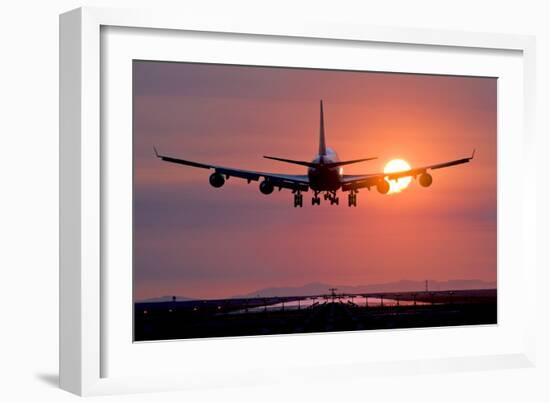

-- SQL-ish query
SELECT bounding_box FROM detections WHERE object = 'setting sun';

[384,159,412,194]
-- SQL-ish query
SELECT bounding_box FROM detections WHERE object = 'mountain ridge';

[232,279,496,298]
[137,279,497,302]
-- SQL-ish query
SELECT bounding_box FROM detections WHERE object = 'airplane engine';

[419,173,433,187]
[209,172,225,188]
[377,180,390,194]
[259,180,274,195]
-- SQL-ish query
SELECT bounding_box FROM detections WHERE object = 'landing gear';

[327,191,338,205]
[312,191,321,206]
[348,190,358,207]
[314,191,339,206]
[293,191,303,208]
[301,190,342,207]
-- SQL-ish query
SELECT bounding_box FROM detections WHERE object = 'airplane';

[154,100,475,208]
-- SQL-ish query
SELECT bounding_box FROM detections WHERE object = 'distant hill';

[138,280,496,302]
[234,279,496,298]
[137,295,195,303]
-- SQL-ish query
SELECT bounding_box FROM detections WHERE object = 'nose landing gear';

[312,191,321,205]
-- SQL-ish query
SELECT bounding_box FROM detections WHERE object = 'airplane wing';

[154,147,309,191]
[341,150,475,192]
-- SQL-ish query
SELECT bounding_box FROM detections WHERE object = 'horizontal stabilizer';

[263,156,317,168]
[264,155,377,168]
[323,157,377,168]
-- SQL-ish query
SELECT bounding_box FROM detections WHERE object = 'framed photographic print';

[60,7,537,396]
[133,61,491,342]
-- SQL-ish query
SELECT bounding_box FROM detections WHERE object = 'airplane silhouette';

[154,100,474,207]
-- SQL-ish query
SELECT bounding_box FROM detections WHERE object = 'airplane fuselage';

[307,147,342,191]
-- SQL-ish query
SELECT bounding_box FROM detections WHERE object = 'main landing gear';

[295,190,352,207]
[293,191,303,208]
[310,191,339,206]
[348,190,358,207]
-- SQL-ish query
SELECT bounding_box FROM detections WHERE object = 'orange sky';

[133,61,496,300]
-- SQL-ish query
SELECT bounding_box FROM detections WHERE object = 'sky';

[133,61,497,301]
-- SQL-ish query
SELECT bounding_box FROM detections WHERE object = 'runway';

[134,289,497,341]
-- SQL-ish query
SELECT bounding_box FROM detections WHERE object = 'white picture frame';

[59,6,537,396]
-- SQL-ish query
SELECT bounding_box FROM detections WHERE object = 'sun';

[383,159,412,194]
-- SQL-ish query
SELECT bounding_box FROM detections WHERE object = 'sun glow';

[383,159,412,194]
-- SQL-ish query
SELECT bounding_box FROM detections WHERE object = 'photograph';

[132,60,497,342]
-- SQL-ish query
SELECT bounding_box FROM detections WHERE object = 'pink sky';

[133,61,496,300]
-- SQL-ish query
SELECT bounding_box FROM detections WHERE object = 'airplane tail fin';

[263,101,377,168]
[319,100,327,156]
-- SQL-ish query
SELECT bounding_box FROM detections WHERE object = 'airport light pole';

[329,288,338,304]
